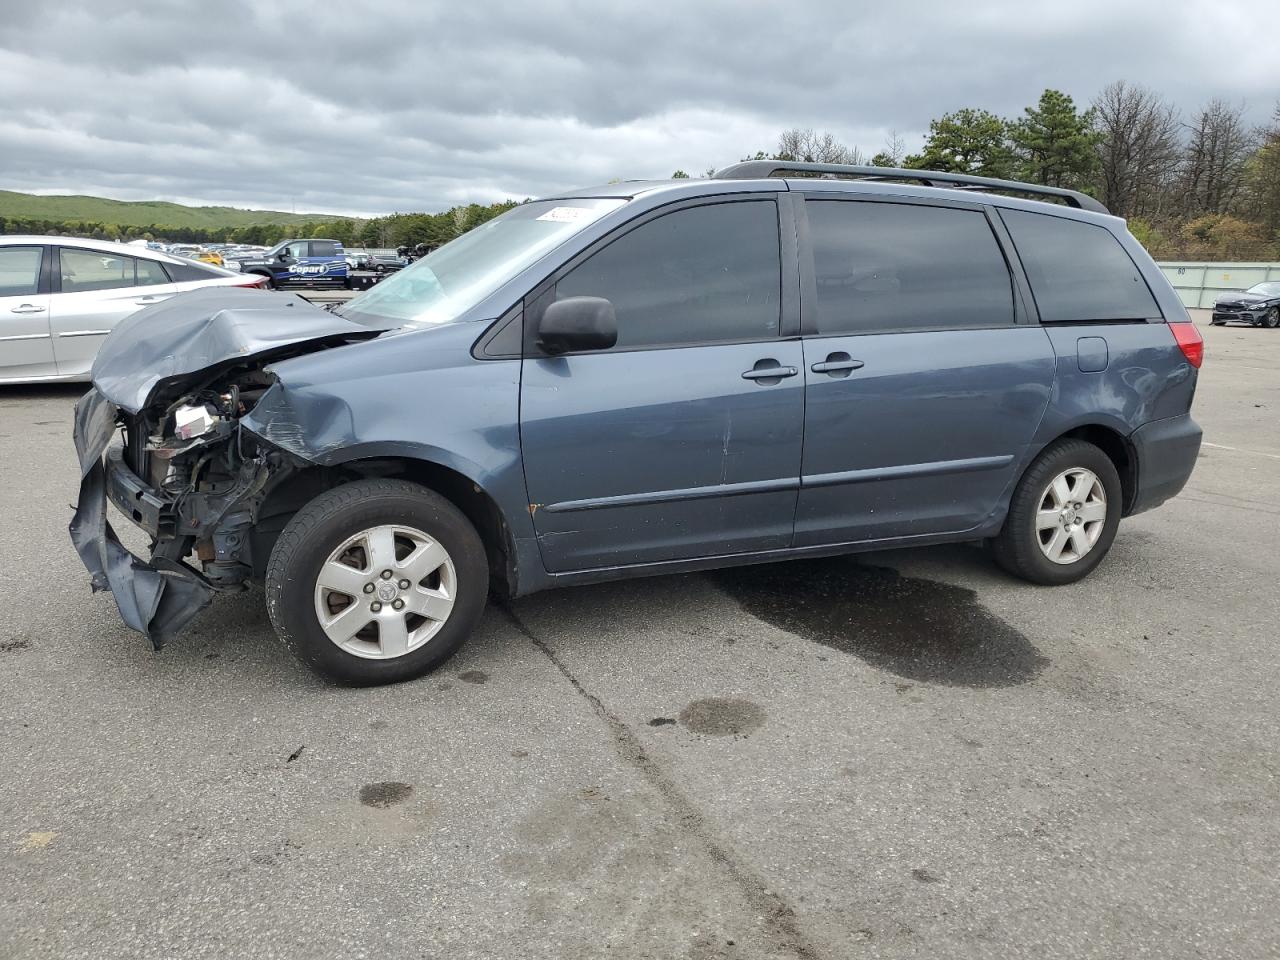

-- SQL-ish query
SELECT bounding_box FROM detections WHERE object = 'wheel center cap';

[376,581,399,602]
[1063,506,1077,523]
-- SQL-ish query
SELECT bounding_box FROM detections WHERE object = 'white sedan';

[0,236,268,384]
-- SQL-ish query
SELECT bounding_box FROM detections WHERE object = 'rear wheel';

[991,439,1122,586]
[265,479,489,685]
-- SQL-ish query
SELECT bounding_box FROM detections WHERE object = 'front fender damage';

[68,288,396,650]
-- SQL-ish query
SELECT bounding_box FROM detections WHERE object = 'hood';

[90,287,395,413]
[1217,291,1266,304]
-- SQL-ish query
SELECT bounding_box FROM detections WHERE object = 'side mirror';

[277,251,292,262]
[536,297,618,355]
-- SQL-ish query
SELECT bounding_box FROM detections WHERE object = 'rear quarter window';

[1000,209,1160,322]
[165,260,224,282]
[310,240,341,257]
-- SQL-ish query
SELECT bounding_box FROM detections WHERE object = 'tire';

[1263,307,1279,329]
[265,479,489,685]
[991,438,1122,586]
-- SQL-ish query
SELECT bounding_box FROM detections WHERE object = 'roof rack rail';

[712,160,1109,215]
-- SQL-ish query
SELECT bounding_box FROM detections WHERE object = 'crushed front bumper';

[69,388,213,650]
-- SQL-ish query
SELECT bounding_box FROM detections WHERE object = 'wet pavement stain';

[359,781,413,808]
[0,638,31,653]
[648,717,677,727]
[710,558,1046,688]
[678,698,766,737]
[458,670,489,684]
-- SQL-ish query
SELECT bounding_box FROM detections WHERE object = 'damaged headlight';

[173,404,218,441]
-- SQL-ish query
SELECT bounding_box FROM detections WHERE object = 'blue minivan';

[72,162,1203,685]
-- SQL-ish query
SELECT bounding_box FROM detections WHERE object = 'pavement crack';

[501,604,825,960]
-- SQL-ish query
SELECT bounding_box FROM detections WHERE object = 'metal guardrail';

[1157,261,1280,309]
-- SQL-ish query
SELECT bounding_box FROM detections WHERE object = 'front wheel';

[991,439,1122,586]
[1263,307,1279,329]
[265,479,489,685]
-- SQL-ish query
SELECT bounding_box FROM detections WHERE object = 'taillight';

[1169,321,1204,368]
[235,276,269,290]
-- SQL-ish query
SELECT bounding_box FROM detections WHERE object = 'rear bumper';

[1128,413,1202,515]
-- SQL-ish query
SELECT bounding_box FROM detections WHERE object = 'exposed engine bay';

[114,370,293,590]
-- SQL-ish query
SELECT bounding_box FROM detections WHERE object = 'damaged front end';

[69,287,392,648]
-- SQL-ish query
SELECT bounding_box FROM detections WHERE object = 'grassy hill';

[0,190,338,229]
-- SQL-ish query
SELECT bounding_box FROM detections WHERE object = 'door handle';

[742,361,799,382]
[10,304,46,314]
[810,352,864,377]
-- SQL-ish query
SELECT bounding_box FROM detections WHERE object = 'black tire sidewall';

[266,480,489,685]
[995,439,1123,586]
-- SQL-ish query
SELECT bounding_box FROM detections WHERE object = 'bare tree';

[1092,81,1182,218]
[870,131,907,167]
[775,128,864,165]
[1180,99,1257,215]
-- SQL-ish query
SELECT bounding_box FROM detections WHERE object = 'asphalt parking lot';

[2,310,1277,960]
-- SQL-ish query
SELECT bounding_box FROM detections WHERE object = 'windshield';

[337,198,627,326]
[1247,282,1280,297]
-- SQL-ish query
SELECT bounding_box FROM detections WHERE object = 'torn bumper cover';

[70,387,214,649]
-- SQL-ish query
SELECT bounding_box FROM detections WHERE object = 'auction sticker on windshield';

[536,206,597,222]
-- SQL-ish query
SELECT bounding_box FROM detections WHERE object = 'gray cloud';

[1,0,1277,216]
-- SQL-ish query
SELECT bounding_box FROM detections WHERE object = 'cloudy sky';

[1,0,1277,217]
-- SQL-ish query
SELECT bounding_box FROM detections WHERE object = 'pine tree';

[905,109,1015,179]
[1010,89,1101,189]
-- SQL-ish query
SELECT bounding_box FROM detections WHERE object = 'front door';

[0,245,56,382]
[520,197,804,572]
[794,196,1056,545]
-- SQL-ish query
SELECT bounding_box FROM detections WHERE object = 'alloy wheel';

[1034,468,1108,565]
[312,524,457,659]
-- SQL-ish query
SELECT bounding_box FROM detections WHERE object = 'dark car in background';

[71,162,1203,686]
[236,238,348,289]
[1211,281,1280,327]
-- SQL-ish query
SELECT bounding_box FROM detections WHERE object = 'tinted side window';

[286,241,308,259]
[310,240,340,257]
[60,249,136,292]
[554,200,780,350]
[0,246,42,296]
[807,200,1014,335]
[135,258,170,286]
[165,260,222,282]
[1000,209,1160,322]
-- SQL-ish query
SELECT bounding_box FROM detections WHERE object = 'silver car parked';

[0,236,267,384]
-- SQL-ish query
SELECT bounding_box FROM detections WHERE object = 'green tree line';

[0,199,520,250]
[724,86,1280,261]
